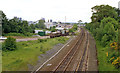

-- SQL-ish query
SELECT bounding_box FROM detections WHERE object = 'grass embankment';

[2,37,69,71]
[96,41,119,72]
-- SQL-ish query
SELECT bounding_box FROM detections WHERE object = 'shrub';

[57,37,67,44]
[51,28,56,32]
[23,32,33,36]
[110,42,118,50]
[69,29,74,33]
[38,39,47,43]
[112,57,120,69]
[22,43,28,46]
[3,37,17,51]
[101,34,109,47]
[40,46,45,53]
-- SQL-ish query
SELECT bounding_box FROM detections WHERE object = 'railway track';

[51,29,89,73]
[34,28,90,73]
[75,31,89,72]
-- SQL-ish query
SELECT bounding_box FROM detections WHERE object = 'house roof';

[55,27,64,30]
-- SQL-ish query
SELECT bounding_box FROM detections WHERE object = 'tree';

[78,20,82,26]
[9,18,19,33]
[91,5,118,22]
[78,20,82,24]
[3,37,17,51]
[50,26,56,32]
[30,24,35,33]
[100,17,118,31]
[69,24,78,33]
[85,23,91,30]
[1,11,11,34]
[95,28,103,41]
[1,10,44,36]
[22,20,30,33]
[101,34,109,47]
[95,17,117,46]
[72,24,78,31]
[35,19,45,29]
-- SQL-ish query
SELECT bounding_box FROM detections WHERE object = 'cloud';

[0,0,119,22]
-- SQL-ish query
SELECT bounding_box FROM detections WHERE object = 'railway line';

[33,28,97,73]
[75,31,88,72]
[52,29,86,72]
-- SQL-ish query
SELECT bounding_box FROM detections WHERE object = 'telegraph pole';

[65,16,66,29]
[65,16,66,25]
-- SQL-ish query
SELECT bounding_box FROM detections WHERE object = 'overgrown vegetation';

[2,37,69,71]
[38,39,47,43]
[109,42,119,69]
[35,19,45,29]
[96,41,118,71]
[69,24,78,33]
[85,5,120,71]
[3,37,17,51]
[50,26,57,32]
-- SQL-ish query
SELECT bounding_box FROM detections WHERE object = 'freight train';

[50,30,69,38]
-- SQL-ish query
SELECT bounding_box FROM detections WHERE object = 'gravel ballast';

[28,36,73,71]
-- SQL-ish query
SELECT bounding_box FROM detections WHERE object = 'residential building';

[35,30,43,33]
[44,22,56,29]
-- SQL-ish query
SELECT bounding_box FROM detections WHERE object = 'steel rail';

[75,31,89,73]
[52,29,86,73]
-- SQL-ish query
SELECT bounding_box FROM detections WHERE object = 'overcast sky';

[0,0,119,23]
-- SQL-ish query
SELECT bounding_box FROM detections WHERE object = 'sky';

[0,0,120,23]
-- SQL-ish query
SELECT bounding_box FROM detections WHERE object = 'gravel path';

[87,31,98,71]
[16,36,50,42]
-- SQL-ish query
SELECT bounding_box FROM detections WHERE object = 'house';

[65,25,73,29]
[35,30,43,33]
[55,27,64,31]
[44,22,57,29]
[45,30,51,34]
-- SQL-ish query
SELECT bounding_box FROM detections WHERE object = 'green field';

[96,41,119,72]
[2,37,69,71]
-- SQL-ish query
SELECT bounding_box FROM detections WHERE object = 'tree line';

[85,5,119,47]
[85,5,120,69]
[0,10,45,36]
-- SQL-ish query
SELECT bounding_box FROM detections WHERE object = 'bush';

[101,34,109,47]
[3,37,17,51]
[40,46,45,53]
[69,29,74,33]
[57,37,67,44]
[38,39,47,43]
[23,32,33,36]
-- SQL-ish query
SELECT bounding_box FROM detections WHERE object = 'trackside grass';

[96,41,119,72]
[85,28,119,72]
[2,37,69,71]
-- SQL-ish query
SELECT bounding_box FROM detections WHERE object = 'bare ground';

[16,36,50,42]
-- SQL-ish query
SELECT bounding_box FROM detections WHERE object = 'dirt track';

[16,36,50,42]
